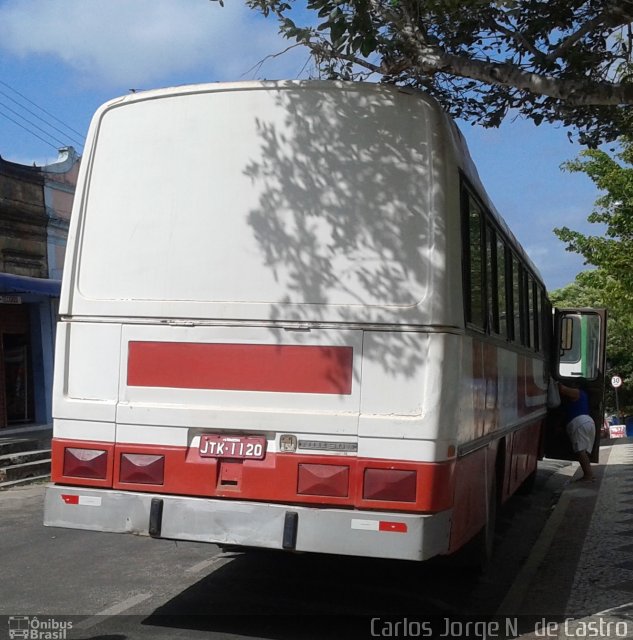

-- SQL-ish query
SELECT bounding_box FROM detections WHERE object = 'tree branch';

[309,39,382,74]
[549,0,633,62]
[605,0,633,26]
[389,27,633,105]
[487,18,545,62]
[244,42,308,78]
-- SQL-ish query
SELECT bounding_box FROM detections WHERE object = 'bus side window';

[486,225,499,335]
[534,283,543,352]
[496,237,508,339]
[464,194,485,330]
[526,274,535,349]
[510,255,522,343]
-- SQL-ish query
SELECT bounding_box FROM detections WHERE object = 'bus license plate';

[199,435,267,460]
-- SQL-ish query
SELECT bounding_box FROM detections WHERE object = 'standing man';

[559,384,596,482]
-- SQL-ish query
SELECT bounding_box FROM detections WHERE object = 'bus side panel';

[448,445,495,553]
[506,420,542,499]
[449,335,546,551]
[448,420,542,554]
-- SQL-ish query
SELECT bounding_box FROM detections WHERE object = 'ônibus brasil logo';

[8,616,73,640]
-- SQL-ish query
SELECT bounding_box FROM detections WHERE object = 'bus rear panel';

[44,81,545,562]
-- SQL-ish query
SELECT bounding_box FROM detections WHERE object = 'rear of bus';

[44,81,466,561]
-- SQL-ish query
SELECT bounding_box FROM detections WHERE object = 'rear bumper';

[44,484,452,562]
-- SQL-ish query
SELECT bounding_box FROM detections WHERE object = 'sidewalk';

[0,423,52,488]
[504,438,633,637]
[0,423,52,441]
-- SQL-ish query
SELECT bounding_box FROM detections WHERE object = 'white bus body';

[44,81,549,562]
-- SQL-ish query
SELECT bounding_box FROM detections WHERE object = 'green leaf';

[330,19,346,44]
[360,36,377,57]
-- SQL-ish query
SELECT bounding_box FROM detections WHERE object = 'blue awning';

[0,273,61,297]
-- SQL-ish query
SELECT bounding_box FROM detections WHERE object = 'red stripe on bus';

[127,342,354,394]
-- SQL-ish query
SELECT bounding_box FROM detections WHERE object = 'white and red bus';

[43,81,606,564]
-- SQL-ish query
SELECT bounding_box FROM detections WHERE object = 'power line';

[0,109,59,151]
[0,89,84,148]
[0,100,70,149]
[0,79,85,143]
[0,79,85,154]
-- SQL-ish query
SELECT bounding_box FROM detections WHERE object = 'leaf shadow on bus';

[243,84,449,382]
[141,550,481,639]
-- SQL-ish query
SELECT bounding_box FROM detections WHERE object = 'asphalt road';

[0,459,574,640]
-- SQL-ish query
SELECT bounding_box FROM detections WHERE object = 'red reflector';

[363,468,417,502]
[297,464,349,497]
[61,494,79,505]
[120,454,165,485]
[63,448,108,480]
[379,521,408,533]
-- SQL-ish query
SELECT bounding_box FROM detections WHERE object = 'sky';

[0,0,602,291]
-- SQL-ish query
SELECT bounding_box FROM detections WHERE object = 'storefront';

[0,273,60,428]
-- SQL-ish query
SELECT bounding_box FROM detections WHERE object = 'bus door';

[545,308,607,463]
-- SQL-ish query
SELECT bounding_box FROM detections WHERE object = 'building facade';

[0,148,79,428]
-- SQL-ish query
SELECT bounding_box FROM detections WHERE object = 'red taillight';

[363,468,417,502]
[63,448,108,480]
[120,454,165,485]
[297,464,349,497]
